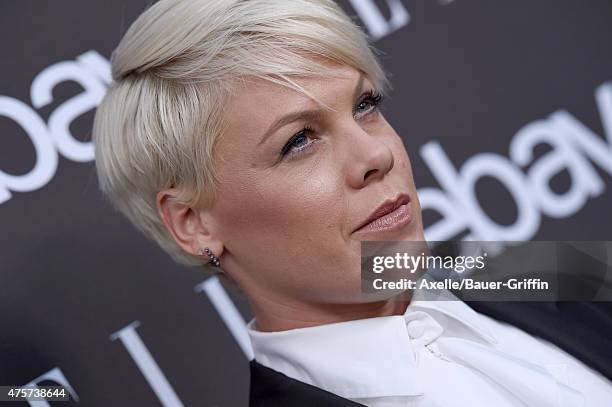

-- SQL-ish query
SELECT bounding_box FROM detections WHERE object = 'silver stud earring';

[200,247,221,267]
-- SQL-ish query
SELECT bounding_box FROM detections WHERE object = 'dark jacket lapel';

[249,359,365,406]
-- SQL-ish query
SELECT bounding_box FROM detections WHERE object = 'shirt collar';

[248,288,497,399]
[248,313,424,398]
[409,282,498,347]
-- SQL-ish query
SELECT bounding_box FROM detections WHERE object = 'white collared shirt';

[247,290,612,406]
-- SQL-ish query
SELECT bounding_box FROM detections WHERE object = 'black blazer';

[249,301,612,406]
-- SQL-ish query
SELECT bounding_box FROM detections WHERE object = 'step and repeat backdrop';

[1,0,612,405]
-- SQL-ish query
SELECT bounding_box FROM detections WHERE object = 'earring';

[200,247,221,268]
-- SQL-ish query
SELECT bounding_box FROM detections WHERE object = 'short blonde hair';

[92,0,388,268]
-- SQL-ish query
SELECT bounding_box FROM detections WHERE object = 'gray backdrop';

[1,0,612,405]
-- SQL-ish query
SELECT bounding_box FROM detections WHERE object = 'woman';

[92,0,612,405]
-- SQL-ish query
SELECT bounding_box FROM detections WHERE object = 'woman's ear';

[156,188,224,260]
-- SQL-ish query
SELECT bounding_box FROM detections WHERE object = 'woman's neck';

[249,290,412,332]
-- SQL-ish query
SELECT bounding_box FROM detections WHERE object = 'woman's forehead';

[220,66,369,145]
[226,66,368,117]
[236,64,363,96]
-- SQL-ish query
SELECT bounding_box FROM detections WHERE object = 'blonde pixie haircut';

[93,0,388,268]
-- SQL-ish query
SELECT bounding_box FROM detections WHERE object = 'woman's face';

[209,63,424,305]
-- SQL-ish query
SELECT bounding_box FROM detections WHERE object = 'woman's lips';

[353,198,413,236]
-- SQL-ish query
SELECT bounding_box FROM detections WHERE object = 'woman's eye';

[289,134,309,150]
[278,91,383,160]
[354,91,383,117]
[356,100,372,113]
[281,127,315,158]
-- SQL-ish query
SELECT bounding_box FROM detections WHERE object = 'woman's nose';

[344,123,395,189]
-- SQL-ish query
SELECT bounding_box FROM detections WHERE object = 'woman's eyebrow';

[258,73,366,147]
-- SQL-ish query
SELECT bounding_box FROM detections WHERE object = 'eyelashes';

[353,90,384,117]
[280,125,315,157]
[280,90,384,159]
